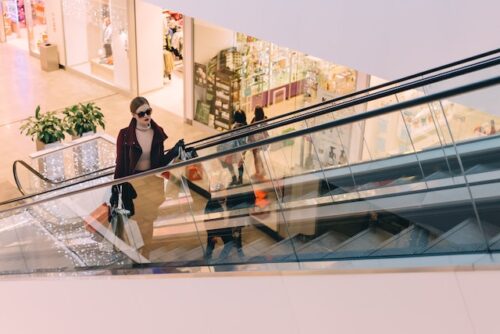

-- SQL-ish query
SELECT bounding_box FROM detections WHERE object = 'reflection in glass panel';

[437,86,500,251]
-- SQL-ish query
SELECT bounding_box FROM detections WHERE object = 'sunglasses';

[136,109,152,118]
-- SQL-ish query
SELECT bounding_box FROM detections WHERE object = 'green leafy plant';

[20,105,66,144]
[63,102,105,137]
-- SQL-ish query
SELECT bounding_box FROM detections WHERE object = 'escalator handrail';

[12,159,115,196]
[194,56,500,150]
[187,48,500,147]
[12,48,500,193]
[12,52,500,194]
[3,73,499,214]
[9,55,500,202]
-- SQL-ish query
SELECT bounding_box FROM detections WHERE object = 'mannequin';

[102,16,113,58]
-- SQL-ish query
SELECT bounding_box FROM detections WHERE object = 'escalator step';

[424,218,499,253]
[296,231,349,260]
[323,228,393,259]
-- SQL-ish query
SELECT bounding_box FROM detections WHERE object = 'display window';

[62,0,130,91]
[2,0,27,39]
[138,8,185,118]
[2,0,18,37]
[193,22,359,132]
[25,0,46,55]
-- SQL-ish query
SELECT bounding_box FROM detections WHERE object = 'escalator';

[11,49,500,198]
[0,50,498,275]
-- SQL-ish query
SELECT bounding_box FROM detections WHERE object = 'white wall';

[110,0,131,91]
[194,19,234,64]
[135,0,164,94]
[0,269,499,334]
[45,0,66,66]
[144,0,500,81]
[62,0,88,66]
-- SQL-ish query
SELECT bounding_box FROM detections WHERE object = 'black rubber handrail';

[3,73,499,215]
[12,159,114,196]
[194,56,500,150]
[9,54,500,202]
[12,49,500,193]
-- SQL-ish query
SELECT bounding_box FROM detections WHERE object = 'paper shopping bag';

[186,164,203,181]
[123,218,145,249]
[84,203,110,233]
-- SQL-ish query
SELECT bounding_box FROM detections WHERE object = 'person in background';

[249,106,269,179]
[249,106,270,208]
[218,110,248,187]
[233,110,248,184]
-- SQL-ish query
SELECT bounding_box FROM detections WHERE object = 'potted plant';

[63,102,105,139]
[20,105,66,151]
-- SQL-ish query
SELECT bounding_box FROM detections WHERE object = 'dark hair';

[130,96,150,114]
[253,106,265,122]
[233,110,247,125]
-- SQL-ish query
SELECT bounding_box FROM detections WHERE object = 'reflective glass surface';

[0,59,498,275]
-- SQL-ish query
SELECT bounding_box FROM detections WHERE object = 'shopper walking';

[249,106,269,179]
[218,110,248,187]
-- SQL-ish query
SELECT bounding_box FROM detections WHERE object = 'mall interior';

[0,0,499,333]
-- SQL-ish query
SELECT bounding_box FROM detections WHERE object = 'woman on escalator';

[249,106,270,209]
[218,110,248,187]
[114,96,183,179]
[249,106,269,180]
[112,96,184,255]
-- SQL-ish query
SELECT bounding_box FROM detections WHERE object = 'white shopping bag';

[123,218,145,250]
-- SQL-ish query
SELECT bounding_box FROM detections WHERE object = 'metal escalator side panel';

[321,228,394,259]
[370,225,434,257]
[295,231,350,261]
[423,218,496,254]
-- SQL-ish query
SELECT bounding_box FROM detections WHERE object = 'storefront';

[24,0,46,55]
[61,0,132,92]
[140,7,185,118]
[0,0,52,57]
[1,0,27,46]
[192,20,358,132]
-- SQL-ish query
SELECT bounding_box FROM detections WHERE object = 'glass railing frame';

[188,48,500,148]
[6,58,500,210]
[0,73,499,275]
[13,159,115,196]
[12,51,500,198]
[0,74,497,217]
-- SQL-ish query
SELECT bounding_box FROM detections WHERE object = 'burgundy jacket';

[114,118,168,179]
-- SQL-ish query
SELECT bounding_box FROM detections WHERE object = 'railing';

[0,66,497,276]
[10,52,500,200]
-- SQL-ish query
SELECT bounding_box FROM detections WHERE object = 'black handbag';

[110,182,137,216]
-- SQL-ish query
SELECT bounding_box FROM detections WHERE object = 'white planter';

[36,140,63,152]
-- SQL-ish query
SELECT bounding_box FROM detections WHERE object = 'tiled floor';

[0,42,212,201]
